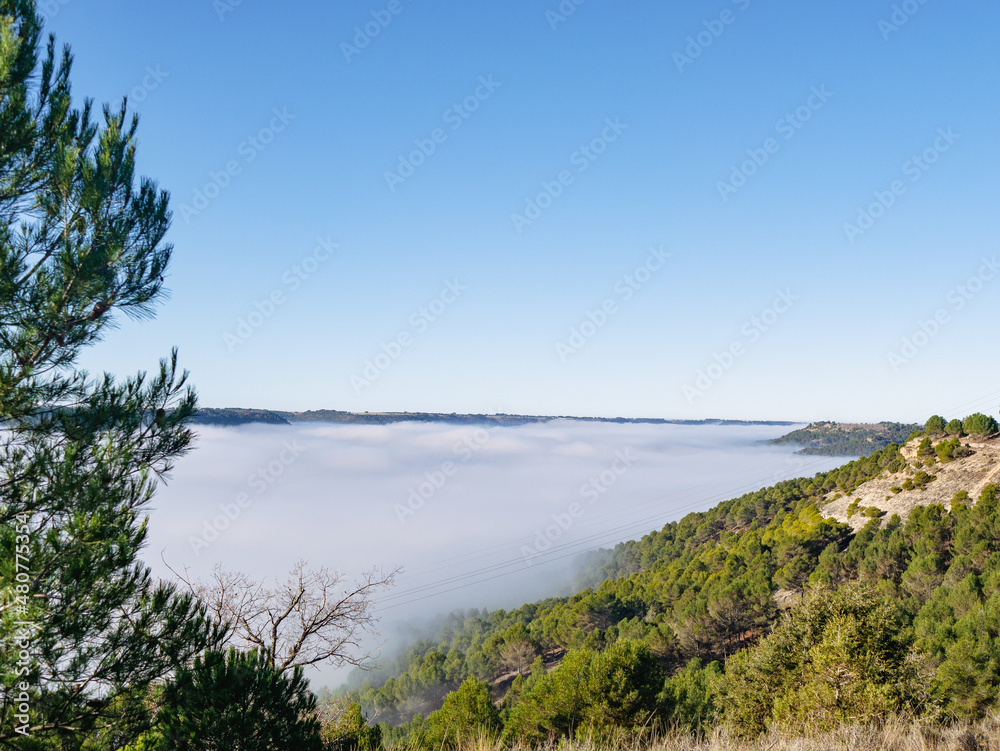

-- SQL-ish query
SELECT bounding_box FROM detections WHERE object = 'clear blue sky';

[46,0,1000,422]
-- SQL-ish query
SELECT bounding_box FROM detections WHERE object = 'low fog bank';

[142,419,849,688]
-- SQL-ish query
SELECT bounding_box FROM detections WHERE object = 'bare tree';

[173,559,398,672]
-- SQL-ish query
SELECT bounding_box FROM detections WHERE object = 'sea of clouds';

[141,419,849,687]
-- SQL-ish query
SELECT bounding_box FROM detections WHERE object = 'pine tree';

[0,1,221,743]
[720,583,917,736]
[962,413,999,438]
[924,415,946,434]
[424,675,501,750]
[157,649,323,751]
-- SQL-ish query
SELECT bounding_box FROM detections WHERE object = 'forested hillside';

[770,421,921,456]
[326,413,1000,747]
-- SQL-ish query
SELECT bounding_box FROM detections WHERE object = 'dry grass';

[594,717,999,751]
[436,716,1000,751]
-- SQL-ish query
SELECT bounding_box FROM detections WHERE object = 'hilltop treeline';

[326,415,1000,747]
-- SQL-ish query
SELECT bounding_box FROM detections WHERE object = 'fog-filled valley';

[143,419,848,687]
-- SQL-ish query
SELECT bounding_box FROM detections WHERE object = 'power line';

[377,456,836,610]
[395,448,833,580]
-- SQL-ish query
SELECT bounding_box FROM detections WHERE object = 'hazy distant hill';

[190,407,291,426]
[769,420,920,456]
[191,407,797,428]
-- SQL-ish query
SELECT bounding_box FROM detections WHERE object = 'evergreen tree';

[157,648,323,751]
[925,415,946,434]
[963,413,999,437]
[720,583,917,736]
[0,1,220,743]
[657,658,722,733]
[423,676,501,750]
[504,641,662,743]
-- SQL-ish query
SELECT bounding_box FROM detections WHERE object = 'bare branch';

[181,560,399,672]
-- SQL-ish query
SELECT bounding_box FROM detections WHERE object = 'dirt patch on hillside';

[823,436,1000,530]
[491,648,566,701]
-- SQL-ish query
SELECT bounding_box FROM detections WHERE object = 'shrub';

[918,437,935,459]
[950,490,971,508]
[946,419,965,435]
[936,438,957,463]
[909,471,936,490]
[719,583,917,737]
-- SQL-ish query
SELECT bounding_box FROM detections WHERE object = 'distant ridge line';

[190,407,798,428]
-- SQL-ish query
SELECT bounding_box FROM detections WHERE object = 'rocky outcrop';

[823,435,1000,530]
